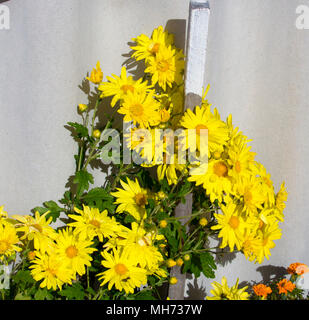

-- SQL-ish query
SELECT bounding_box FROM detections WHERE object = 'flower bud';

[166,259,176,268]
[93,129,101,139]
[78,104,88,113]
[176,258,184,267]
[169,277,178,285]
[199,217,208,227]
[184,254,191,261]
[159,220,168,228]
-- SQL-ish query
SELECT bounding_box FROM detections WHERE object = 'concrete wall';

[1,0,308,298]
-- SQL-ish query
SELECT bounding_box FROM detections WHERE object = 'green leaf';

[59,191,73,206]
[81,187,110,202]
[34,288,54,300]
[164,231,178,255]
[124,214,137,224]
[134,290,157,300]
[67,122,89,138]
[81,187,116,213]
[190,256,202,278]
[15,293,31,300]
[74,170,94,198]
[32,200,63,223]
[178,180,192,198]
[182,259,192,274]
[200,252,216,279]
[59,283,85,300]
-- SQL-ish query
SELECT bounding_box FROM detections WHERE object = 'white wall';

[0,0,308,298]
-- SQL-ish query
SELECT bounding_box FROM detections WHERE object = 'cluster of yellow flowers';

[0,26,289,299]
[0,205,166,294]
[96,26,287,264]
[185,101,288,263]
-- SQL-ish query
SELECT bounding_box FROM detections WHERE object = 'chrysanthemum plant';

[0,26,287,300]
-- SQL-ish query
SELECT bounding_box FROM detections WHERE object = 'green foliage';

[58,283,86,300]
[34,288,54,300]
[74,170,94,198]
[81,187,116,213]
[183,252,216,279]
[67,122,89,139]
[32,200,64,223]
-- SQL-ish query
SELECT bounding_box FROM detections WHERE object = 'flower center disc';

[32,224,43,233]
[228,216,240,229]
[195,124,209,136]
[244,190,253,204]
[121,84,135,94]
[46,267,57,276]
[66,245,79,259]
[157,60,170,72]
[90,219,101,228]
[213,161,228,177]
[114,263,128,275]
[130,103,144,117]
[135,193,147,207]
[149,42,160,54]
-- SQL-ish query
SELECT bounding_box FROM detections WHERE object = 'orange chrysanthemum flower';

[287,262,309,275]
[253,284,272,298]
[277,279,296,295]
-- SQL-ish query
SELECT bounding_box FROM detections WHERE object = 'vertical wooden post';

[168,0,210,300]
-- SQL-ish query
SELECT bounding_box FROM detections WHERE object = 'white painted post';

[168,0,210,300]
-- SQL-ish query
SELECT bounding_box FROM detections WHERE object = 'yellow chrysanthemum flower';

[118,90,161,128]
[145,46,184,91]
[207,277,249,300]
[98,66,150,107]
[30,251,75,291]
[229,278,249,300]
[212,199,246,251]
[114,222,165,273]
[157,160,187,185]
[54,228,96,276]
[233,176,267,216]
[86,61,103,84]
[254,163,276,206]
[254,221,282,264]
[124,127,156,165]
[227,140,256,181]
[13,211,57,253]
[180,105,229,155]
[241,228,262,262]
[188,159,232,203]
[97,247,147,294]
[68,205,121,242]
[131,25,174,62]
[111,178,149,221]
[0,222,21,261]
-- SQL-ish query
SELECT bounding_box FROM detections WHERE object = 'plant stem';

[91,97,101,136]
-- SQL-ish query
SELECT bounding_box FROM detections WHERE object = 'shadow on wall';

[185,276,207,300]
[256,264,288,283]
